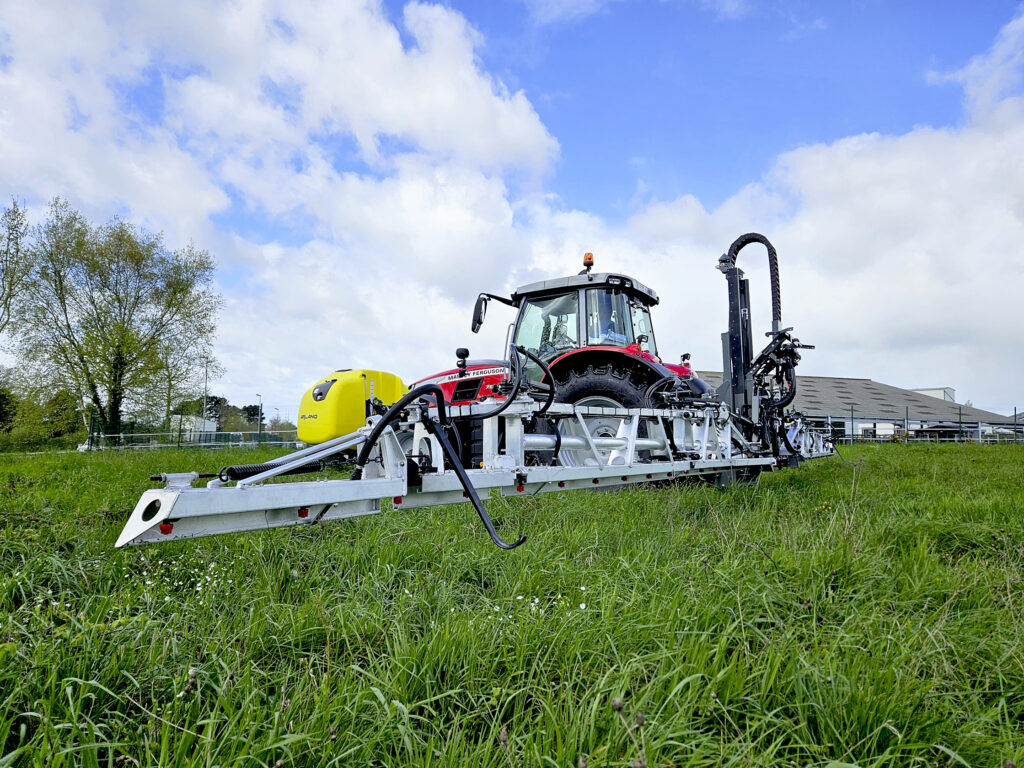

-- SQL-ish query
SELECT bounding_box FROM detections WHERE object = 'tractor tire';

[535,362,651,466]
[554,363,650,410]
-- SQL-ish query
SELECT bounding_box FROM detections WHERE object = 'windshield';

[630,302,658,356]
[586,289,634,347]
[513,292,580,363]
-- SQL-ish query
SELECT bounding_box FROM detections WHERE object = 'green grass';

[1,443,1022,766]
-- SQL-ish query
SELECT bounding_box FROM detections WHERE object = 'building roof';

[696,372,1014,424]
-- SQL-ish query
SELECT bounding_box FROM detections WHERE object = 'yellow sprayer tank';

[297,369,406,445]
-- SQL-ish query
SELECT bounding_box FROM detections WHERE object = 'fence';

[84,428,300,451]
[809,409,1024,445]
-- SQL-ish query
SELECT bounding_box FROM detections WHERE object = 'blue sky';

[381,1,1021,213]
[2,0,1023,417]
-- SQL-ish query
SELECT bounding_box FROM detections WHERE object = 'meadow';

[0,443,1021,767]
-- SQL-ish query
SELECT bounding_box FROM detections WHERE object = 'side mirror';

[636,334,649,346]
[471,294,488,333]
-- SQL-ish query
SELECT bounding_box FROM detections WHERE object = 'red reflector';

[516,485,525,493]
[159,522,173,535]
[646,474,653,479]
[667,472,673,478]
[298,507,309,518]
[621,476,628,482]
[463,491,469,498]
[557,481,565,488]
[393,497,403,504]
[592,478,599,484]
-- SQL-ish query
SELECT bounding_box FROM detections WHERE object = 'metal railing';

[806,410,1023,445]
[84,429,300,451]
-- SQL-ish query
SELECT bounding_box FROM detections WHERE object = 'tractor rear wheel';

[541,363,651,466]
[555,363,649,410]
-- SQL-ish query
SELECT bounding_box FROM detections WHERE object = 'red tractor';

[413,253,712,432]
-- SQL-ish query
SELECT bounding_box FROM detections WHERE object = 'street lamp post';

[256,393,263,443]
[202,357,210,445]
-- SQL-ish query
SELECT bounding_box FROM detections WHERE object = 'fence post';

[958,405,962,443]
[177,416,183,449]
[850,405,855,444]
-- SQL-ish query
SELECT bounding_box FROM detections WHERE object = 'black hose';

[217,460,325,482]
[721,232,781,332]
[515,345,556,415]
[664,420,682,458]
[547,417,562,466]
[351,383,447,480]
[446,422,462,468]
[644,374,678,407]
[463,343,524,422]
[761,416,780,458]
[424,418,527,550]
[762,358,797,410]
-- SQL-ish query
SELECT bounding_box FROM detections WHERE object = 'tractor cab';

[505,258,662,378]
[431,253,701,412]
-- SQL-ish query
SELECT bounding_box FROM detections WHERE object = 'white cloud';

[697,0,750,21]
[933,10,1024,119]
[1,1,1023,418]
[522,0,618,25]
[538,13,1024,413]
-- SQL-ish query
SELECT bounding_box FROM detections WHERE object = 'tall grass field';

[1,444,1022,766]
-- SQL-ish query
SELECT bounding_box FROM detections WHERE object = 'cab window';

[586,289,634,348]
[630,302,658,356]
[513,292,580,362]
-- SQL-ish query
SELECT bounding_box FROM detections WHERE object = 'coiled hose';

[218,460,325,483]
[720,232,781,333]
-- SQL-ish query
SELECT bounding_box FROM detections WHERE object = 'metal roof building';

[696,372,1020,439]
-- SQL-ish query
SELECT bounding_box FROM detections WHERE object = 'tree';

[201,395,230,429]
[0,379,17,432]
[241,404,264,425]
[151,341,223,428]
[12,199,222,436]
[1,199,30,336]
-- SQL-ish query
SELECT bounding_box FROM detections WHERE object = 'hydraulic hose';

[720,232,781,333]
[546,417,562,466]
[761,415,780,458]
[515,345,556,415]
[350,383,447,480]
[644,374,679,407]
[762,358,797,410]
[424,417,527,550]
[462,343,525,422]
